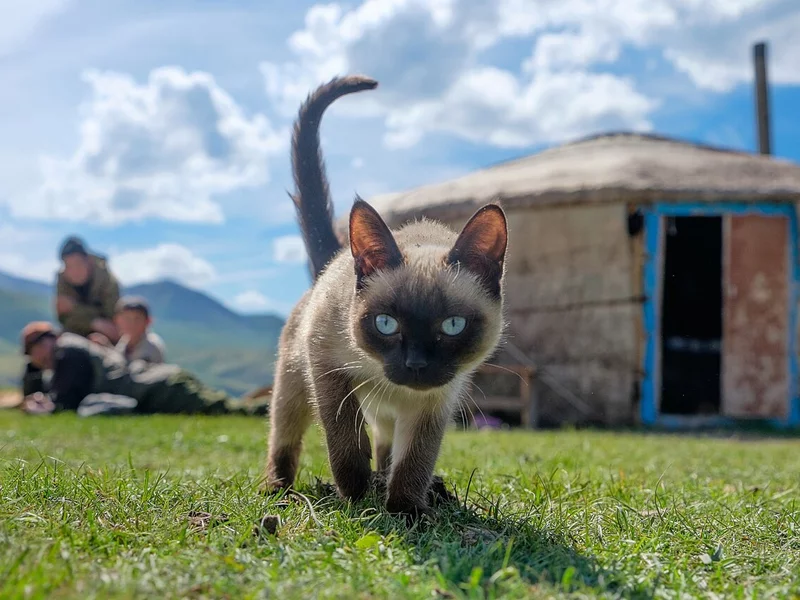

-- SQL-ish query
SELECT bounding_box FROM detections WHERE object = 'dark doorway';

[660,216,723,415]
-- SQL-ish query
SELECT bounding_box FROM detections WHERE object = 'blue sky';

[1,0,799,316]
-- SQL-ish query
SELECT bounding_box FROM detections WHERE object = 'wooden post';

[473,363,539,428]
[754,42,772,156]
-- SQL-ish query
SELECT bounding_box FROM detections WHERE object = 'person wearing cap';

[19,322,57,412]
[17,321,260,417]
[55,236,121,343]
[92,297,167,365]
[113,296,167,365]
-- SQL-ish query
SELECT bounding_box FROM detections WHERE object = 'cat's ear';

[447,204,507,298]
[349,198,403,289]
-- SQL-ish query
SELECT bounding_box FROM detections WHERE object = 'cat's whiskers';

[335,378,374,421]
[355,380,383,449]
[361,378,388,420]
[483,362,527,385]
[450,261,462,285]
[375,380,392,419]
[462,383,488,424]
[315,364,363,382]
[356,378,393,451]
[471,381,488,403]
[455,398,468,428]
[456,385,475,428]
[371,380,392,445]
[462,392,486,425]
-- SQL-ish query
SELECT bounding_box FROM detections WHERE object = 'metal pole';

[754,42,772,155]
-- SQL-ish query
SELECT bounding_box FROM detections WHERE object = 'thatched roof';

[354,133,800,227]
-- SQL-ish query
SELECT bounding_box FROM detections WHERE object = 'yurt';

[337,133,800,429]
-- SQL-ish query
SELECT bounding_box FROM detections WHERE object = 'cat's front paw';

[370,470,389,494]
[428,475,458,506]
[386,495,430,523]
[334,467,371,502]
[259,473,292,496]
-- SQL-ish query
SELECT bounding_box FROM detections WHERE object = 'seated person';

[18,321,258,416]
[55,236,121,344]
[91,296,166,365]
[21,347,46,397]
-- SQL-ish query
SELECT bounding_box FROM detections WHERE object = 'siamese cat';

[263,75,508,518]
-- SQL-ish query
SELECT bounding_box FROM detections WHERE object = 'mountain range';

[0,270,284,397]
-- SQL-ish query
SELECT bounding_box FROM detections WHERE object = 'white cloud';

[383,67,656,149]
[110,243,216,287]
[259,0,657,149]
[272,235,307,264]
[10,66,288,226]
[503,0,800,93]
[260,0,800,151]
[0,253,58,283]
[0,224,60,282]
[231,290,293,315]
[526,30,620,71]
[232,290,270,311]
[662,9,800,92]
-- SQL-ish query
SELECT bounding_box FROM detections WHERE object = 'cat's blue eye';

[375,314,399,335]
[441,316,466,336]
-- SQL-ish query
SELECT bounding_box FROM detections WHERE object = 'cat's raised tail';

[290,75,378,280]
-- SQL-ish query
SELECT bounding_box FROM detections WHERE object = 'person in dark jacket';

[19,322,259,416]
[55,236,121,343]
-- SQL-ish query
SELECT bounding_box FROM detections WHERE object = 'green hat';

[59,236,88,259]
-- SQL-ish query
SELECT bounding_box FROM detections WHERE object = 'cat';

[262,74,508,518]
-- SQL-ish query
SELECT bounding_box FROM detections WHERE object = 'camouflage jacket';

[55,254,121,337]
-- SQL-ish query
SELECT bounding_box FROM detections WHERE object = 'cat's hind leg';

[262,360,312,493]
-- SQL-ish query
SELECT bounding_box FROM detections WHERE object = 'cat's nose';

[405,358,428,371]
[404,351,429,371]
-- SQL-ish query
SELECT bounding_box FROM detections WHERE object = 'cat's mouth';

[384,366,455,391]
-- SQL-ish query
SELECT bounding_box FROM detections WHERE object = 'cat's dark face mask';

[358,288,488,391]
[348,201,507,392]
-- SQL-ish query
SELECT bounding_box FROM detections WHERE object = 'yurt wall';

[436,202,639,425]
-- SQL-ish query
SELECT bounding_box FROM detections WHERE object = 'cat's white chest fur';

[352,370,468,426]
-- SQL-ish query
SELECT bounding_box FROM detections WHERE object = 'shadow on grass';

[279,476,654,598]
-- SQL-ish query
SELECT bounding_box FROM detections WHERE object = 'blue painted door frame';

[639,202,800,429]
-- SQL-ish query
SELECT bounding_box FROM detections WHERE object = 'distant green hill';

[0,272,285,397]
[0,271,51,296]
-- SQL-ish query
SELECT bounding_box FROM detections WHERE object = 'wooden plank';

[722,214,790,418]
[473,397,529,412]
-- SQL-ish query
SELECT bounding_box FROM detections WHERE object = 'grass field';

[1,413,798,599]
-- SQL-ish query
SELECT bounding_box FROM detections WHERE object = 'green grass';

[1,414,798,599]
